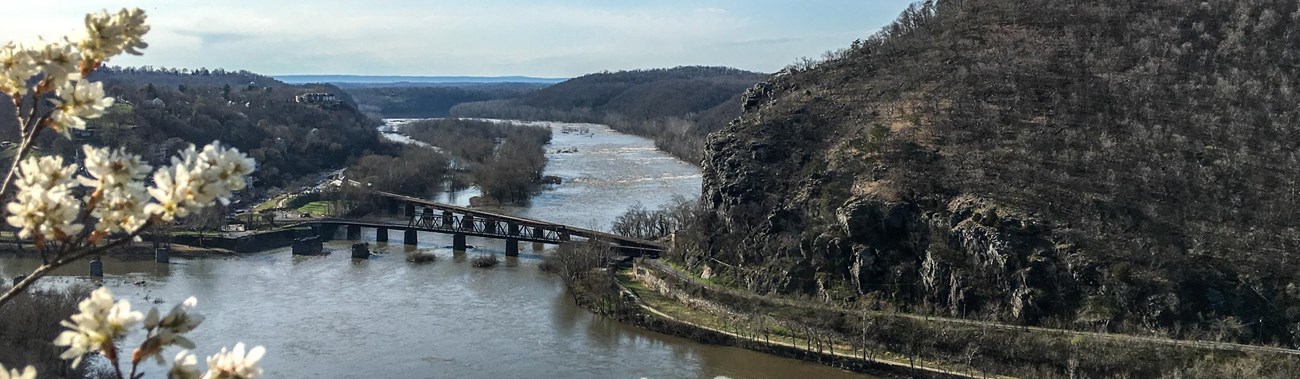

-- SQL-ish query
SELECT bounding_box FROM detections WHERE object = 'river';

[0,120,873,379]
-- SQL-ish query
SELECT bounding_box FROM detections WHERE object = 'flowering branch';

[1,8,268,378]
[0,221,151,308]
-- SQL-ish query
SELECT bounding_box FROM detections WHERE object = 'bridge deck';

[314,218,562,244]
[373,190,664,249]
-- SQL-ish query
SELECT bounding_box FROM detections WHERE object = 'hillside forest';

[451,66,766,163]
[678,0,1300,349]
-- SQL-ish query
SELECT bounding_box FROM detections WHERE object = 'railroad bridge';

[304,190,664,257]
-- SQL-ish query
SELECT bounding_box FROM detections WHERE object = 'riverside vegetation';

[333,119,551,217]
[402,118,551,203]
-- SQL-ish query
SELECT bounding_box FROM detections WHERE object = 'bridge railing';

[406,209,570,242]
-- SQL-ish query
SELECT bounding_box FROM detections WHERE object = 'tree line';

[403,118,551,204]
[450,66,765,164]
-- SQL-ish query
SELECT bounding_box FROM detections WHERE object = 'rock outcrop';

[686,0,1300,345]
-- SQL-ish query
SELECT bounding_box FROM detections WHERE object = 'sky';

[4,1,917,77]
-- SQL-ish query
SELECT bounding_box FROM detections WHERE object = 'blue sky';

[5,1,917,77]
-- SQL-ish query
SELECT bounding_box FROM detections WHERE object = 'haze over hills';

[275,75,567,85]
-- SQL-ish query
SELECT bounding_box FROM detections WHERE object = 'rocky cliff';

[689,0,1300,345]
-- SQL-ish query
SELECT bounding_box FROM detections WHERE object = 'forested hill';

[342,83,549,118]
[451,66,767,163]
[91,66,286,89]
[2,67,381,190]
[689,0,1300,348]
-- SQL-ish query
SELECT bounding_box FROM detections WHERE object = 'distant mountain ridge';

[276,75,567,85]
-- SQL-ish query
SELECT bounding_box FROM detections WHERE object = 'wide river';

[1,120,871,379]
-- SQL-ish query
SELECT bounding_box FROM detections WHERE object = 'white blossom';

[79,8,149,63]
[0,42,38,97]
[34,40,82,87]
[146,142,255,220]
[81,146,152,234]
[81,146,151,188]
[138,296,205,363]
[158,296,205,335]
[49,78,114,134]
[14,155,78,190]
[203,343,265,379]
[168,351,201,379]
[145,164,194,221]
[53,287,142,368]
[194,143,256,204]
[5,156,83,240]
[0,364,36,379]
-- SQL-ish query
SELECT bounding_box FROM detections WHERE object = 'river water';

[0,120,872,379]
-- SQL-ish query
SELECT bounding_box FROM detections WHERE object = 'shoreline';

[0,242,239,259]
[561,259,970,379]
[562,256,1300,378]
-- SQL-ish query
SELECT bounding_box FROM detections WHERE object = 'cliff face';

[692,0,1300,345]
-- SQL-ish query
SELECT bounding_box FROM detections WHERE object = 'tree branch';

[0,225,152,308]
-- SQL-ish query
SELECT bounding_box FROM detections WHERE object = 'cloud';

[172,30,255,46]
[0,1,910,76]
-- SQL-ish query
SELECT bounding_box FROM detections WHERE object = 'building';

[294,92,339,105]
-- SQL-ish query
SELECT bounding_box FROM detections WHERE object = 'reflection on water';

[0,120,873,379]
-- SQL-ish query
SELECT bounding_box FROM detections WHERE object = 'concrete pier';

[506,239,519,256]
[90,258,104,277]
[404,229,418,245]
[320,224,339,241]
[346,225,361,240]
[155,248,169,263]
[376,227,389,242]
[453,233,467,251]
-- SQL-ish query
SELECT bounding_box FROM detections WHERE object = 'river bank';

[560,258,972,379]
[0,120,874,378]
[565,256,1300,378]
[0,242,238,259]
